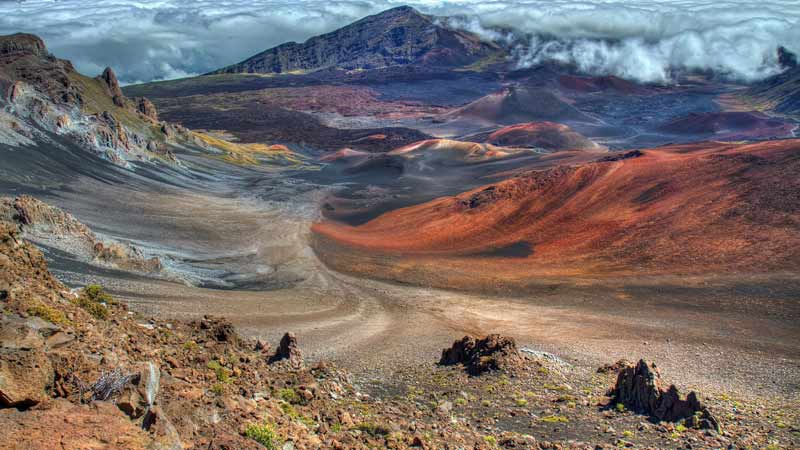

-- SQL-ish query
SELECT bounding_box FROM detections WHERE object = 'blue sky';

[1,0,797,83]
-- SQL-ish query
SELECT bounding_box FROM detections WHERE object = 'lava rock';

[612,359,720,431]
[439,334,524,375]
[269,332,304,369]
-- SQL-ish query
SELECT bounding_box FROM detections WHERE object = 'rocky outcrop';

[0,196,162,274]
[439,334,525,375]
[0,33,184,166]
[135,97,159,121]
[213,6,500,74]
[0,33,47,57]
[612,360,721,431]
[98,67,124,100]
[192,315,240,346]
[269,332,304,369]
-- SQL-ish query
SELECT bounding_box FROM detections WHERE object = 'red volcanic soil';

[313,140,800,285]
[319,148,371,162]
[476,122,602,151]
[658,111,795,140]
[557,74,650,95]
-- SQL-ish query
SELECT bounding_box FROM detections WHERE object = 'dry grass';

[192,131,304,166]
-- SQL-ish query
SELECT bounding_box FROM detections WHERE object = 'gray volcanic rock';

[213,6,500,74]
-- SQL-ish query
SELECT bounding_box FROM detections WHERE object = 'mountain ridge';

[211,6,503,75]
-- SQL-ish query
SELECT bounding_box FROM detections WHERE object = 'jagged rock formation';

[439,334,524,375]
[0,196,161,274]
[98,67,124,102]
[269,332,304,369]
[0,33,182,165]
[213,6,501,74]
[612,360,721,431]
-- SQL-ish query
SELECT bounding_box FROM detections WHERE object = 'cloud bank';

[0,0,798,84]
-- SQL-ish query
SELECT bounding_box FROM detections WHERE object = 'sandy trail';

[35,161,800,402]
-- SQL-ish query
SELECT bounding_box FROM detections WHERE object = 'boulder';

[612,359,720,431]
[143,406,183,450]
[269,332,304,369]
[439,334,524,375]
[0,315,54,408]
[0,399,153,449]
[194,315,239,345]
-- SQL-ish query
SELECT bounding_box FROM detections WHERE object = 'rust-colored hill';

[467,122,603,151]
[313,140,800,288]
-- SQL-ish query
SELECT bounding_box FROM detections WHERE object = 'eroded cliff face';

[0,33,185,166]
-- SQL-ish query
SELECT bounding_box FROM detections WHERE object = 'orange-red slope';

[313,140,800,278]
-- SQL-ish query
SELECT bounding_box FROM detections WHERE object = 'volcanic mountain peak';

[212,6,501,74]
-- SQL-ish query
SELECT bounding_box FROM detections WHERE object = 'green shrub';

[615,402,625,412]
[484,435,498,446]
[27,303,70,325]
[210,383,224,395]
[206,360,230,382]
[540,415,569,423]
[83,284,117,304]
[278,387,301,404]
[71,284,117,319]
[279,403,315,428]
[244,422,280,449]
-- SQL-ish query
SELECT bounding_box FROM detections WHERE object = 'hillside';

[212,6,503,75]
[313,140,800,285]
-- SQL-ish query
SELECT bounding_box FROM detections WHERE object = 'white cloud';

[0,0,797,84]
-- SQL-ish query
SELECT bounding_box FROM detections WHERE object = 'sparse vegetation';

[71,285,117,319]
[207,360,231,383]
[278,387,301,404]
[27,302,70,325]
[541,415,570,423]
[279,402,316,428]
[244,421,280,449]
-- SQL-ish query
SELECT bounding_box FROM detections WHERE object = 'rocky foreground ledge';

[0,216,797,449]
